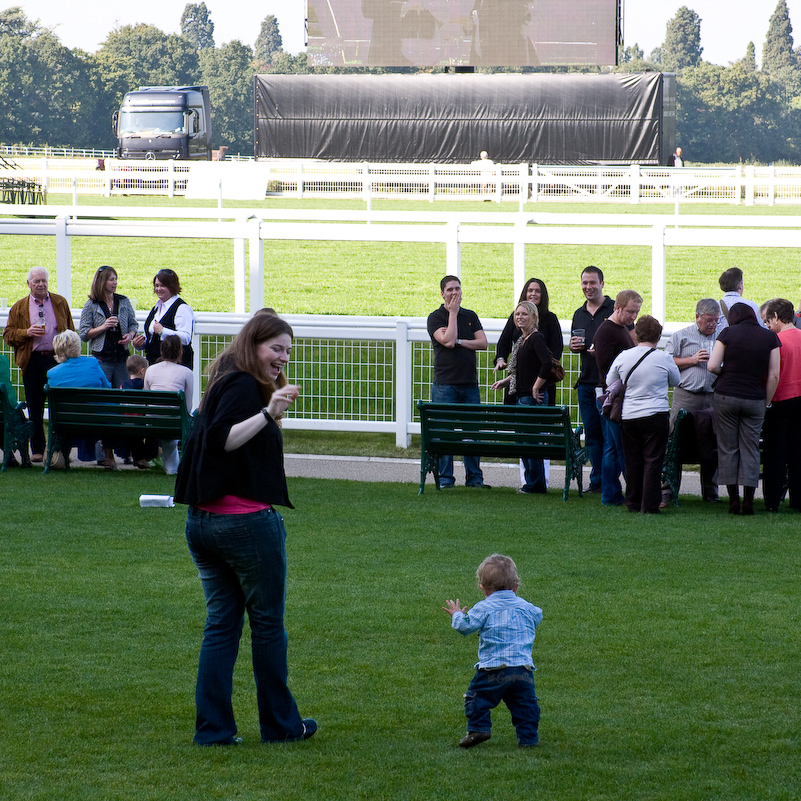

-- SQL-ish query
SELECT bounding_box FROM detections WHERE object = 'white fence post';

[42,157,49,194]
[630,163,640,205]
[428,164,436,203]
[297,163,304,200]
[745,165,755,206]
[446,221,461,277]
[395,320,412,448]
[518,163,528,212]
[249,216,264,311]
[234,220,248,314]
[768,165,776,207]
[55,215,72,306]
[513,219,527,300]
[531,163,539,203]
[651,224,666,323]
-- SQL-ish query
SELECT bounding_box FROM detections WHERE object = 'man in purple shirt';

[3,267,74,461]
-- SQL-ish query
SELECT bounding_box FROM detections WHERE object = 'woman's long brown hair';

[203,313,293,409]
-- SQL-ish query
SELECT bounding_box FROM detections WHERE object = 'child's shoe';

[459,731,491,748]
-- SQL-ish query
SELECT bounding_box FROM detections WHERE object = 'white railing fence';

[3,158,801,206]
[2,205,800,447]
[3,311,681,448]
[3,205,801,326]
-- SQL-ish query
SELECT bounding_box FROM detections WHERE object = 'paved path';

[284,453,750,498]
[47,448,760,500]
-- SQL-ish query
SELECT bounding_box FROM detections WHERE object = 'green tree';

[0,10,96,148]
[762,0,800,93]
[662,6,703,71]
[0,5,39,38]
[740,42,757,72]
[95,24,200,106]
[199,40,254,154]
[618,43,643,64]
[181,3,215,51]
[255,15,282,67]
[678,61,798,162]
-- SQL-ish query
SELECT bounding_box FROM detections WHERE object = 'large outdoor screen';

[306,0,621,68]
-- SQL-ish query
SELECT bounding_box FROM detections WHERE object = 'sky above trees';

[12,0,801,67]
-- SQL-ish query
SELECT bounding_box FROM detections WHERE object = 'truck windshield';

[119,110,185,134]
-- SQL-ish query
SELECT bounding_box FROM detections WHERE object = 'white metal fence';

[0,310,592,447]
[5,157,801,205]
[2,204,801,447]
[3,204,801,325]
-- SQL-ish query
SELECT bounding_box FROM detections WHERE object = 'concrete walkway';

[284,453,748,499]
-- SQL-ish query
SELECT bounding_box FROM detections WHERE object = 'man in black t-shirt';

[427,276,489,488]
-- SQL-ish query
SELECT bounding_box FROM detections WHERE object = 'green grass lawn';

[1,196,801,322]
[0,469,799,801]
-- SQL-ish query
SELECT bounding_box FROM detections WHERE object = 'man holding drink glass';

[568,266,615,493]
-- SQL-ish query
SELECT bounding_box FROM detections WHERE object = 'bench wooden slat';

[43,386,194,472]
[418,401,587,500]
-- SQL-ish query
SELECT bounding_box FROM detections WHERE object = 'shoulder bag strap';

[623,347,656,387]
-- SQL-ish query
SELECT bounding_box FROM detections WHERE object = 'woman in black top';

[492,301,553,493]
[174,313,317,745]
[708,303,780,515]
[494,277,562,405]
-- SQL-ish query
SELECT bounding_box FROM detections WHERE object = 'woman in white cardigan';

[607,316,680,514]
[144,335,193,475]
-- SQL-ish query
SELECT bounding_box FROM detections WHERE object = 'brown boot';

[742,486,755,516]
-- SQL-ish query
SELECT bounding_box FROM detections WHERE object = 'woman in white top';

[607,315,680,514]
[133,269,194,369]
[144,335,194,475]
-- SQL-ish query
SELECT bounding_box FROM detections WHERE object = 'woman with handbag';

[494,277,563,405]
[491,301,555,494]
[607,316,680,514]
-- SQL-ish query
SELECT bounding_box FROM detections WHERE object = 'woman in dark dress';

[708,303,780,515]
[494,277,562,405]
[174,313,317,745]
[491,301,553,494]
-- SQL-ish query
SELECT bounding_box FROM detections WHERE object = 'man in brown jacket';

[3,267,74,461]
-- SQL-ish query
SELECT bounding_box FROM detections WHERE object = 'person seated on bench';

[143,335,193,475]
[116,354,159,470]
[491,301,552,494]
[46,330,111,467]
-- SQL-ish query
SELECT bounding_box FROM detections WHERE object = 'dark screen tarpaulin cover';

[254,73,674,165]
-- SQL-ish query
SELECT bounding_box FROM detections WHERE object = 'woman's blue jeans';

[517,395,546,492]
[186,507,304,744]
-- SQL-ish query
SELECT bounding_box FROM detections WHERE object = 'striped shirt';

[665,322,717,393]
[451,590,542,669]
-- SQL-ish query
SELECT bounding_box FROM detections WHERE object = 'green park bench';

[417,402,587,500]
[1,381,33,471]
[43,386,193,473]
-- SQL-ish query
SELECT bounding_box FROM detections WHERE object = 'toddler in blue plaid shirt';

[444,554,543,748]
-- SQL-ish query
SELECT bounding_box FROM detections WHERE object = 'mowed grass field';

[1,196,800,800]
[1,196,800,323]
[0,470,799,801]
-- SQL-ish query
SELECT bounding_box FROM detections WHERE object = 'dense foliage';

[3,2,801,163]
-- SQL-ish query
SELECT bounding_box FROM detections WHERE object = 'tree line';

[2,1,801,164]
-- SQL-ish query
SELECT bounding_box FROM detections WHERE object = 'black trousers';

[23,351,57,455]
[622,413,670,514]
[762,396,801,510]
